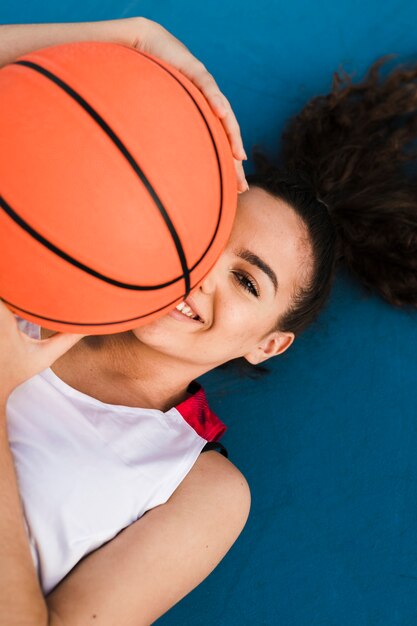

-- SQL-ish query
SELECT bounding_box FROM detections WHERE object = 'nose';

[199,263,219,295]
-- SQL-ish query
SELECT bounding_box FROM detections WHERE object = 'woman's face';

[132,186,311,370]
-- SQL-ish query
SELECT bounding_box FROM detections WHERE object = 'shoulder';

[193,449,248,486]
[175,451,251,529]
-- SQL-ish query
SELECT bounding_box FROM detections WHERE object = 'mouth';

[173,298,204,323]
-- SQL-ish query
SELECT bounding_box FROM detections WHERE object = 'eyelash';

[232,271,260,297]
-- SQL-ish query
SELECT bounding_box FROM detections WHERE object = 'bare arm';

[0,303,84,624]
[46,451,250,625]
[0,414,48,625]
[0,303,250,624]
[0,18,247,190]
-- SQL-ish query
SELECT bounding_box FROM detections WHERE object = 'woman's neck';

[46,331,205,412]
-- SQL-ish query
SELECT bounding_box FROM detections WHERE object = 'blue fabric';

[2,1,417,624]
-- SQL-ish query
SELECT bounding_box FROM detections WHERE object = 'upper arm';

[46,452,250,626]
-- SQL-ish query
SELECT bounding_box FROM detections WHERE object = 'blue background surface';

[2,2,417,624]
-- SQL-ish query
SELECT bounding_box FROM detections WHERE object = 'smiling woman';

[129,187,302,375]
[5,179,306,614]
[1,14,417,626]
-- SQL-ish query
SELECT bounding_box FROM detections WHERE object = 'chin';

[131,321,165,341]
[130,318,179,349]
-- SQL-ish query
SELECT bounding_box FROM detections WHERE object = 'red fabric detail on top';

[175,384,226,442]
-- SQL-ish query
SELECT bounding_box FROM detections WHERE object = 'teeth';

[175,301,199,320]
[182,304,193,316]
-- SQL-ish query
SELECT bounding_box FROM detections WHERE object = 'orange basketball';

[0,42,237,333]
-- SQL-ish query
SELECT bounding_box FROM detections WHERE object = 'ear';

[243,331,295,365]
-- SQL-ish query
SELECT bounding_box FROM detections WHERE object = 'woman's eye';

[232,271,260,297]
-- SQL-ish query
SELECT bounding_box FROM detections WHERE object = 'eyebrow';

[234,247,278,294]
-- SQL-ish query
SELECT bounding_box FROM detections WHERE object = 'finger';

[202,89,246,161]
[209,94,228,118]
[235,160,248,193]
[37,332,86,369]
[217,96,247,161]
[184,64,247,161]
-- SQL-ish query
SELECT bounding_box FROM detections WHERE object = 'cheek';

[216,306,260,347]
[226,307,278,349]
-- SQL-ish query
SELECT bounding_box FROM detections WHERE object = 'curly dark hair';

[250,57,417,337]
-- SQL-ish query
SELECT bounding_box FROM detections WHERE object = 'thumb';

[37,332,86,369]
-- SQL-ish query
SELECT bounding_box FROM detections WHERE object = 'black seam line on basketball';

[14,59,191,296]
[3,293,183,326]
[136,51,224,275]
[0,195,185,291]
[27,51,226,281]
[14,53,226,289]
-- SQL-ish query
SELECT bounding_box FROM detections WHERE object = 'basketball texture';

[0,42,237,333]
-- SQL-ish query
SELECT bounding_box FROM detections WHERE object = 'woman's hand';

[133,18,248,191]
[0,18,248,192]
[0,301,84,405]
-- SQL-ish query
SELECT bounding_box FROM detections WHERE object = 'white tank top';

[6,320,226,593]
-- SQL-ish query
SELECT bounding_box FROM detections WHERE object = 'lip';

[167,296,206,325]
[167,308,203,324]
